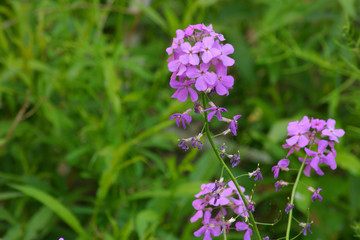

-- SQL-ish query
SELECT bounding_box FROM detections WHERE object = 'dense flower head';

[280,116,344,177]
[191,179,252,239]
[167,24,235,102]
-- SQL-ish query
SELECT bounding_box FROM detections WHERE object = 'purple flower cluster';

[167,24,235,102]
[280,116,344,178]
[191,179,254,240]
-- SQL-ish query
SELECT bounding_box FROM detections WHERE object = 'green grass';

[0,0,359,239]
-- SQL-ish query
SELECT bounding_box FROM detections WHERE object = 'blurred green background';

[0,0,359,239]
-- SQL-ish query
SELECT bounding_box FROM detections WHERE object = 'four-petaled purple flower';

[271,159,290,179]
[200,37,221,63]
[193,211,222,240]
[308,187,323,202]
[286,116,311,148]
[170,78,198,102]
[235,222,253,240]
[170,109,192,129]
[179,42,201,65]
[322,118,345,143]
[204,102,228,122]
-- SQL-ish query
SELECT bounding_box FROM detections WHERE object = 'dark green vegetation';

[0,0,359,239]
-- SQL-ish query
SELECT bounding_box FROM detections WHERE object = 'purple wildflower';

[179,42,201,65]
[271,159,290,179]
[308,187,323,202]
[204,102,228,122]
[229,153,240,168]
[213,40,235,66]
[170,109,192,129]
[286,116,311,147]
[219,144,227,158]
[190,133,203,150]
[170,79,198,102]
[282,143,300,158]
[193,211,222,239]
[222,114,242,136]
[303,140,331,176]
[213,62,234,96]
[200,36,220,63]
[263,237,269,240]
[194,101,203,113]
[247,200,255,212]
[187,63,217,91]
[299,222,312,236]
[274,180,289,192]
[310,118,326,131]
[235,222,253,240]
[178,140,189,151]
[249,168,263,181]
[322,119,345,143]
[285,203,294,214]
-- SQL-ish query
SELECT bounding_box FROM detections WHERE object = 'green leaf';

[24,207,53,240]
[135,209,159,239]
[8,184,87,238]
[337,151,360,176]
[133,2,167,31]
[338,0,356,18]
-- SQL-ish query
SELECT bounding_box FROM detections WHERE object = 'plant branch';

[201,93,261,240]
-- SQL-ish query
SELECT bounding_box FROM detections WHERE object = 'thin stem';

[201,93,261,240]
[285,154,309,240]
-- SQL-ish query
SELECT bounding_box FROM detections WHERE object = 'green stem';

[201,93,261,240]
[285,155,308,240]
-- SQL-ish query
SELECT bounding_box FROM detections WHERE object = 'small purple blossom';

[246,201,255,212]
[204,102,228,122]
[194,211,222,239]
[200,36,221,63]
[271,159,290,179]
[178,140,189,151]
[219,144,227,158]
[179,42,201,65]
[170,79,198,102]
[263,237,269,240]
[194,101,203,113]
[170,109,192,129]
[286,116,311,147]
[299,222,312,236]
[310,118,326,131]
[249,168,263,181]
[235,222,253,240]
[190,133,203,150]
[229,153,240,168]
[213,62,234,96]
[308,187,323,202]
[322,118,345,143]
[274,180,289,192]
[285,203,294,214]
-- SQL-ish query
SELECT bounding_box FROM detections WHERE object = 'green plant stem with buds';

[201,93,262,240]
[285,153,309,240]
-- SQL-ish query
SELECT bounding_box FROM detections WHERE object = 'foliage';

[0,0,359,239]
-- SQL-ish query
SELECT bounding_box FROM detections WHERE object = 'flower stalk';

[202,93,262,240]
